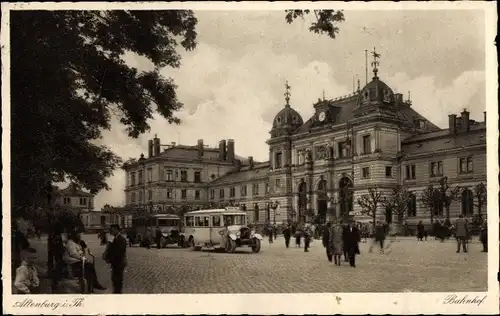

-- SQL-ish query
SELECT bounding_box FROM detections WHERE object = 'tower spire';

[284,80,291,107]
[371,47,381,79]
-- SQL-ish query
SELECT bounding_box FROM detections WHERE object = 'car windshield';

[223,215,246,226]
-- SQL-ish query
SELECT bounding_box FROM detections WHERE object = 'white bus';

[184,207,263,253]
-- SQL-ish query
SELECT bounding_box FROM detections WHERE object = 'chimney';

[483,111,486,123]
[448,114,457,134]
[248,156,254,169]
[227,139,235,162]
[171,142,176,147]
[153,137,160,156]
[461,108,470,131]
[197,139,204,158]
[148,140,154,158]
[218,140,227,161]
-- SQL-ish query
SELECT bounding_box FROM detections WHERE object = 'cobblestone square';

[31,236,487,293]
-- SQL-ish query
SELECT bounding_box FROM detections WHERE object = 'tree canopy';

[381,185,412,224]
[357,187,384,227]
[11,10,198,214]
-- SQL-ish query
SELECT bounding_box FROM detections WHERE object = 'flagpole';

[365,50,368,85]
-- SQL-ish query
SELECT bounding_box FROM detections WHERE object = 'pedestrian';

[370,221,386,254]
[343,220,361,268]
[283,224,291,248]
[416,221,425,241]
[104,224,127,294]
[341,221,349,262]
[268,225,274,244]
[480,218,487,252]
[322,222,332,262]
[303,225,311,252]
[14,247,40,294]
[295,228,302,248]
[155,225,162,249]
[330,221,344,266]
[454,214,468,253]
[145,228,152,249]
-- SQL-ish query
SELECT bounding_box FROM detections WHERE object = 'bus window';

[185,216,194,227]
[212,215,221,227]
[223,215,246,226]
[158,219,168,226]
[203,216,210,227]
[195,216,203,227]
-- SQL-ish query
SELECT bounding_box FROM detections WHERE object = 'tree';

[420,185,438,224]
[382,185,412,225]
[473,182,487,220]
[437,177,461,221]
[285,10,345,39]
[357,187,384,229]
[11,10,198,218]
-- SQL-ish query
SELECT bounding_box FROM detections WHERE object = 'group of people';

[322,220,362,267]
[13,224,127,295]
[281,222,314,252]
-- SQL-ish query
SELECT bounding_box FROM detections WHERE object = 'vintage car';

[184,208,263,253]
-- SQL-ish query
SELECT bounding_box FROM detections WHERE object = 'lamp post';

[270,201,279,225]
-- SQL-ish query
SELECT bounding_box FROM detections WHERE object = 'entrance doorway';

[385,206,393,224]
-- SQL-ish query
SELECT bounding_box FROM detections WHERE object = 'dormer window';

[383,89,391,103]
[292,116,298,123]
[276,117,282,124]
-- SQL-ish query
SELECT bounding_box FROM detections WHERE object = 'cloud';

[90,11,486,210]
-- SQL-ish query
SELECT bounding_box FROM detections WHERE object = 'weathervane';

[322,89,326,101]
[371,47,381,79]
[284,80,292,106]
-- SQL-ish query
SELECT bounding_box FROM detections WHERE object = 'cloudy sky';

[95,9,487,209]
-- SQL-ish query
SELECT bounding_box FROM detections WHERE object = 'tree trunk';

[445,205,451,220]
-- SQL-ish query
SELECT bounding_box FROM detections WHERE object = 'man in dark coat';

[155,225,162,249]
[343,221,361,267]
[105,224,127,294]
[341,221,350,262]
[322,222,332,262]
[282,224,291,248]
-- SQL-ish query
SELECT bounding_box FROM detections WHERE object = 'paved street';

[30,236,487,293]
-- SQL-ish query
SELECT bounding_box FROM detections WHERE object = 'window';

[219,188,225,199]
[430,161,443,177]
[362,135,371,154]
[275,178,281,189]
[130,172,136,186]
[298,150,305,165]
[385,166,392,177]
[138,191,143,203]
[138,170,144,184]
[63,197,70,205]
[254,204,260,222]
[195,190,200,200]
[229,187,235,198]
[131,192,136,203]
[194,171,201,183]
[194,216,203,227]
[407,193,417,217]
[165,169,173,181]
[185,216,194,227]
[362,167,370,178]
[461,189,474,216]
[252,184,259,196]
[166,188,173,199]
[265,183,269,194]
[79,198,87,206]
[181,189,187,199]
[275,152,282,169]
[210,189,215,200]
[405,164,416,180]
[147,168,152,182]
[223,215,246,226]
[212,215,221,227]
[240,185,247,196]
[315,146,327,160]
[338,141,350,158]
[148,190,153,201]
[180,170,188,182]
[459,157,473,173]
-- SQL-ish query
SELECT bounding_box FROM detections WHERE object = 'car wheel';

[225,238,236,253]
[251,238,261,253]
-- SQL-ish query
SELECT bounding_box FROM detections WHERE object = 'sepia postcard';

[1,1,498,315]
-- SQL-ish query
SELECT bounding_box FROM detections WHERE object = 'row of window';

[402,189,474,218]
[129,168,203,186]
[210,183,268,199]
[404,157,474,180]
[63,197,89,206]
[130,188,202,203]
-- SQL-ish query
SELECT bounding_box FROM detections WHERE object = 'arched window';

[461,189,474,216]
[407,193,417,217]
[317,179,327,199]
[339,177,353,218]
[297,181,307,219]
[254,203,259,223]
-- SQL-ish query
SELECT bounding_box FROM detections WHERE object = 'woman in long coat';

[329,222,344,266]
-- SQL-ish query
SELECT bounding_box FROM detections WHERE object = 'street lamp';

[270,201,279,225]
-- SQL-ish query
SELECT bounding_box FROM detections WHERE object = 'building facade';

[54,183,94,212]
[123,65,486,226]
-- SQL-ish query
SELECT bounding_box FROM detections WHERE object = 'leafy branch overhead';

[285,10,345,39]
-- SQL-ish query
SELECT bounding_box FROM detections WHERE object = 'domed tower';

[266,81,303,223]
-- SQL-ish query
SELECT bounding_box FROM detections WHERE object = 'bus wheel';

[225,238,236,253]
[251,238,261,253]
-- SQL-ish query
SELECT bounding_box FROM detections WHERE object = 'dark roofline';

[402,123,486,144]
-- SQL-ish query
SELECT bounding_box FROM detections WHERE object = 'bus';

[184,207,262,253]
[131,213,185,248]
